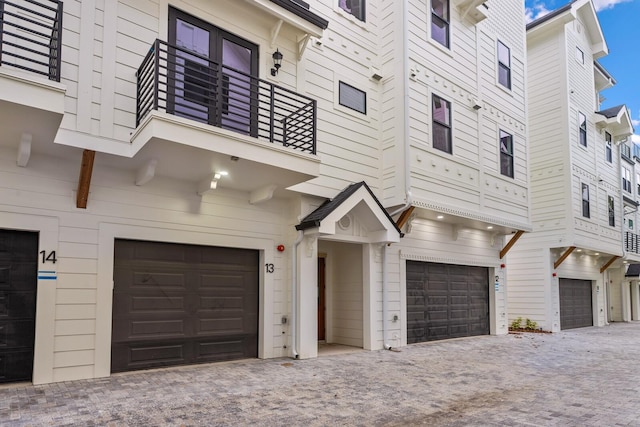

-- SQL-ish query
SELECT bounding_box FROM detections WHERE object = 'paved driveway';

[3,323,640,426]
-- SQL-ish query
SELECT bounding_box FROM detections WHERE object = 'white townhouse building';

[506,0,634,332]
[0,0,530,386]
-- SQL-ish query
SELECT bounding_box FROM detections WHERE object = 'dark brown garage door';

[0,229,38,383]
[112,239,259,373]
[559,278,592,330]
[407,261,489,343]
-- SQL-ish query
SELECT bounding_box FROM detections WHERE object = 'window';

[608,196,615,227]
[630,219,634,230]
[622,143,631,159]
[582,183,590,218]
[500,130,514,178]
[576,47,584,64]
[623,167,632,193]
[339,81,366,114]
[578,112,587,147]
[432,94,452,153]
[637,173,640,195]
[339,0,365,22]
[431,0,449,48]
[605,132,612,163]
[497,41,511,89]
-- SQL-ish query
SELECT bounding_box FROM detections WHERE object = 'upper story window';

[576,47,584,64]
[621,143,632,159]
[500,130,514,178]
[608,195,615,227]
[339,81,366,114]
[432,94,452,154]
[637,173,640,195]
[578,112,587,147]
[582,183,590,218]
[431,0,450,48]
[339,0,365,22]
[623,167,632,193]
[605,131,612,163]
[497,41,511,89]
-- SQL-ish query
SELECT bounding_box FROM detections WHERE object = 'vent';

[338,214,352,230]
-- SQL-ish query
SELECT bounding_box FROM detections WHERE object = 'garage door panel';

[112,239,258,373]
[0,230,37,383]
[407,261,489,343]
[559,279,593,330]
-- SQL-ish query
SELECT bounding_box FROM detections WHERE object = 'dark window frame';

[339,0,366,22]
[431,0,450,48]
[432,94,452,154]
[579,112,587,147]
[499,129,514,178]
[338,81,367,115]
[623,167,632,193]
[605,131,612,163]
[582,183,590,218]
[608,195,615,227]
[497,41,511,89]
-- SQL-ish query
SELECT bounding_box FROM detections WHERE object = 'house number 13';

[265,263,274,273]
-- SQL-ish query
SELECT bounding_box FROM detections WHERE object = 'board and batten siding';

[0,146,294,383]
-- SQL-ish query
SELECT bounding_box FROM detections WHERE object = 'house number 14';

[39,250,57,264]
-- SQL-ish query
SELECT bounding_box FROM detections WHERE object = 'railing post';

[269,85,275,143]
[51,1,63,82]
[0,0,5,67]
[153,39,159,112]
[312,99,317,154]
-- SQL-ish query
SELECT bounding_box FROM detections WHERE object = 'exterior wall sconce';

[271,49,283,76]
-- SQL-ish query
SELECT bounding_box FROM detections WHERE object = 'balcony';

[131,39,319,193]
[625,232,640,254]
[0,0,65,156]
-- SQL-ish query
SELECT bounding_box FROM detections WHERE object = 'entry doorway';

[318,257,326,341]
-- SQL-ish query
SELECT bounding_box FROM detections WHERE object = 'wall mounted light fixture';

[271,49,283,76]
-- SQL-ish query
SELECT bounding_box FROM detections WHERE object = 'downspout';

[382,243,392,350]
[388,0,412,217]
[291,230,304,359]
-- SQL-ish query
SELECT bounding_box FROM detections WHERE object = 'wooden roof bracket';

[76,149,96,209]
[499,230,525,259]
[553,246,576,269]
[600,255,620,273]
[395,206,415,230]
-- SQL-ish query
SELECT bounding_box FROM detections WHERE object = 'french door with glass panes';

[168,8,258,136]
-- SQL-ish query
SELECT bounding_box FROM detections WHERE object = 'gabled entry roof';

[296,181,402,243]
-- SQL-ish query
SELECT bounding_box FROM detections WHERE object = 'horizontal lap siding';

[0,147,290,382]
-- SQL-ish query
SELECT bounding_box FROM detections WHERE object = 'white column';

[631,282,640,321]
[297,236,318,359]
[621,281,632,322]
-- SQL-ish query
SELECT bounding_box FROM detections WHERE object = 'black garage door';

[407,261,489,343]
[0,229,38,383]
[112,239,259,372]
[559,278,593,330]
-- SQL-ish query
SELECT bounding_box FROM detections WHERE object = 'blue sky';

[525,0,640,142]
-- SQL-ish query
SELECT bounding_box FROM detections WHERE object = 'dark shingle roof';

[269,0,329,29]
[296,181,402,236]
[626,263,640,277]
[597,105,625,119]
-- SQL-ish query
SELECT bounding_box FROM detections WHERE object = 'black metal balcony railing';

[0,0,63,81]
[136,39,317,155]
[625,232,640,254]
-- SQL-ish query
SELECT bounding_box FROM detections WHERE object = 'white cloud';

[525,4,552,23]
[592,0,633,11]
[632,134,640,144]
[633,119,640,127]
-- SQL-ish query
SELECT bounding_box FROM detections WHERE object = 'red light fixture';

[277,244,285,252]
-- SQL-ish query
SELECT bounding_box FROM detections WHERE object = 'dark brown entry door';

[111,239,259,373]
[318,257,326,341]
[559,278,593,330]
[0,230,38,383]
[407,261,489,343]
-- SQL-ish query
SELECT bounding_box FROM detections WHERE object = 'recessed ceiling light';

[487,226,493,230]
[595,253,600,256]
[436,215,444,219]
[576,249,582,252]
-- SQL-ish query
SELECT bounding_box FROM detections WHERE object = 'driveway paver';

[2,322,640,426]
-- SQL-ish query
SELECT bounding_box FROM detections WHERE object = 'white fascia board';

[244,0,324,38]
